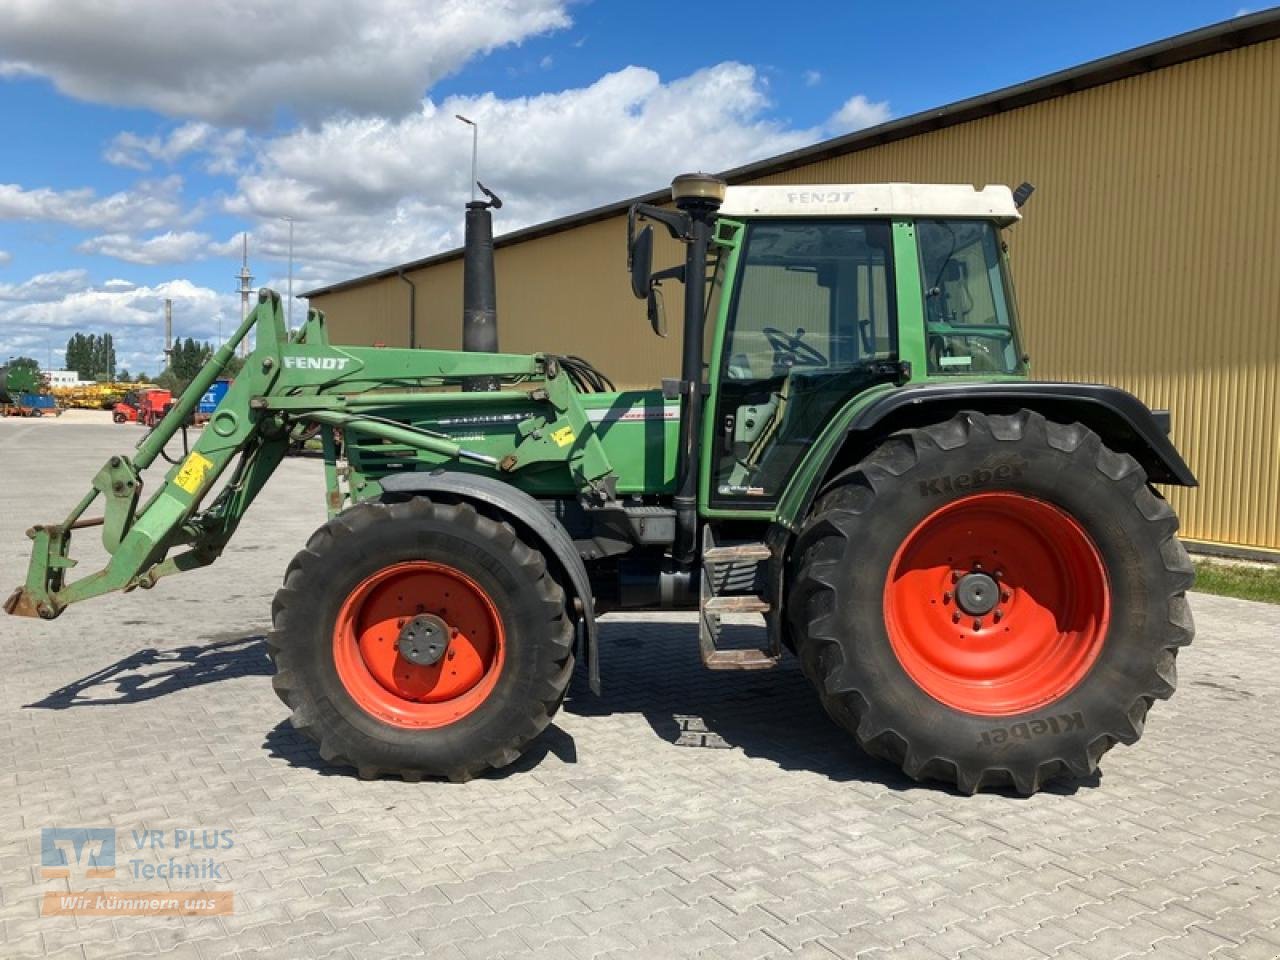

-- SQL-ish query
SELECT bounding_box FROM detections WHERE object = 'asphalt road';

[1,414,1277,959]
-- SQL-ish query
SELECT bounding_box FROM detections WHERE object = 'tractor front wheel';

[269,498,575,781]
[788,410,1194,794]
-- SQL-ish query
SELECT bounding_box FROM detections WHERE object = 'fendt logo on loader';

[282,356,352,371]
[917,459,1027,497]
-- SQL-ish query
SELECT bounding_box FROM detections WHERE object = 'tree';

[170,337,213,382]
[8,355,40,376]
[64,332,117,380]
[117,369,131,382]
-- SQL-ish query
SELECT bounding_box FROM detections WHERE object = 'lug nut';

[994,609,1004,623]
[943,591,953,604]
[952,612,961,623]
[1001,591,1011,603]
[973,618,983,630]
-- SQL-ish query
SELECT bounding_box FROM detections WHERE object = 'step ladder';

[699,526,781,670]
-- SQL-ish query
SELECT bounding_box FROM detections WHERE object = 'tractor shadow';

[263,718,578,781]
[566,616,1095,797]
[25,633,270,709]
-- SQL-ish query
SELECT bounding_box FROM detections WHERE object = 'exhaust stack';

[461,181,502,390]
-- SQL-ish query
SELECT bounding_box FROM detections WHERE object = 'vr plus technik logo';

[41,828,116,880]
[38,826,236,917]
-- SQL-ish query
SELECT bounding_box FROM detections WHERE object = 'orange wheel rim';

[333,561,505,728]
[884,492,1110,716]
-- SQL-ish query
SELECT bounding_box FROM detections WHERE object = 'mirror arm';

[651,265,685,285]
[630,203,691,242]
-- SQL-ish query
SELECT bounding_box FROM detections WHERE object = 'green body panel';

[340,388,678,503]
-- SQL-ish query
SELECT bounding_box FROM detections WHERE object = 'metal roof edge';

[303,9,1280,298]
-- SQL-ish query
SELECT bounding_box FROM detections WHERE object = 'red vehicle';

[112,388,172,426]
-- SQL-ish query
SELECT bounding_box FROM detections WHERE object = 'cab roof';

[718,183,1021,225]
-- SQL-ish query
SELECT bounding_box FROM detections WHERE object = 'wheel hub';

[397,613,450,666]
[954,572,998,616]
[883,492,1111,716]
[332,561,505,729]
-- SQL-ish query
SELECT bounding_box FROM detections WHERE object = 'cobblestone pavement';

[2,418,1278,959]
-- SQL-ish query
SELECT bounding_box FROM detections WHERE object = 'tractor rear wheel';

[269,497,575,781]
[788,410,1194,794]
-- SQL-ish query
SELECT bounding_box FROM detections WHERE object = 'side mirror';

[647,284,667,338]
[629,225,653,300]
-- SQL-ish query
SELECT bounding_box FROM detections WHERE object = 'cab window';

[918,219,1025,375]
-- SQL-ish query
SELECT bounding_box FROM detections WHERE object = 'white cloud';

[105,122,248,175]
[78,230,213,265]
[0,272,238,375]
[0,176,189,231]
[0,0,572,125]
[829,94,892,133]
[0,269,90,302]
[803,69,822,87]
[228,63,821,279]
[0,249,10,265]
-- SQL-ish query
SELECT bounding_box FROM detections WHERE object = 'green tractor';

[6,174,1196,794]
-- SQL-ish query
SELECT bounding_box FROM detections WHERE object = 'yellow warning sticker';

[174,452,213,494]
[550,426,576,447]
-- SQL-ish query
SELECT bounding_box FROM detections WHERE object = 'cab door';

[700,218,900,516]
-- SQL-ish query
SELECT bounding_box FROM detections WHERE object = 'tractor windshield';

[918,219,1026,376]
[709,219,899,505]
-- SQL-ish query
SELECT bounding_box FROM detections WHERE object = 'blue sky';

[0,0,1264,375]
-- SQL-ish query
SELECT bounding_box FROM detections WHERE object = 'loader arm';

[6,288,617,619]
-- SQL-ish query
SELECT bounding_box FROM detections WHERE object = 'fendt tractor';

[6,175,1197,794]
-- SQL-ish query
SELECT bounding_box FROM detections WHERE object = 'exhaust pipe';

[462,181,502,390]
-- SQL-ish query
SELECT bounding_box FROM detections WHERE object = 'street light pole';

[455,114,478,200]
[280,217,296,326]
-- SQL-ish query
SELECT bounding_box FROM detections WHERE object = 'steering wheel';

[762,326,827,367]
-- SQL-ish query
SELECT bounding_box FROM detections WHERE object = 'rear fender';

[379,470,600,694]
[791,381,1197,526]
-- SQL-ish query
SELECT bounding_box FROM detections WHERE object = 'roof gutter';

[396,269,416,349]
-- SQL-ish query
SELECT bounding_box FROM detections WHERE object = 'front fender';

[379,470,600,695]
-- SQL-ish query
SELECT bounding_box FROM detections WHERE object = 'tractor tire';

[269,497,575,781]
[788,410,1194,795]
[112,412,127,423]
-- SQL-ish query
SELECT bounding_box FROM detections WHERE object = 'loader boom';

[6,288,619,619]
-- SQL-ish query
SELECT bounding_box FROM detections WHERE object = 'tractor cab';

[630,180,1028,511]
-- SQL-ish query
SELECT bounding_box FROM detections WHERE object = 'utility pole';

[237,232,254,356]
[456,114,478,201]
[279,217,296,327]
[163,298,174,372]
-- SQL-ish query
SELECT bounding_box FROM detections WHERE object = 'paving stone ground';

[1,416,1278,960]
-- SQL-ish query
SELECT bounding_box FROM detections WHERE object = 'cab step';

[703,544,771,562]
[702,648,778,670]
[699,527,781,670]
[703,595,770,614]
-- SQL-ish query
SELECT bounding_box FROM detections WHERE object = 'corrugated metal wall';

[313,38,1280,552]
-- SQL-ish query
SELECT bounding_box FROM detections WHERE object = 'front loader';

[7,174,1197,794]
